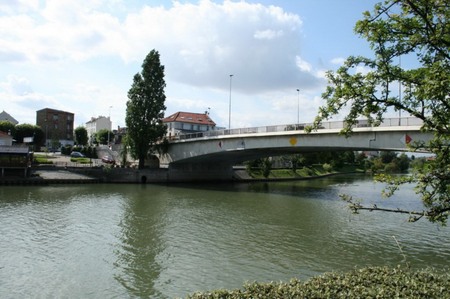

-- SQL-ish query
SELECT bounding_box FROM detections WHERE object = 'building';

[36,108,75,148]
[85,116,112,144]
[0,131,13,146]
[162,111,217,138]
[0,110,19,125]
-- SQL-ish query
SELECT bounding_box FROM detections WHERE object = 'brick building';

[36,108,75,148]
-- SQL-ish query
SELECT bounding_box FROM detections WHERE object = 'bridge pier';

[167,162,234,182]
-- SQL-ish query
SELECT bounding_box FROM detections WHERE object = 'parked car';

[70,151,85,158]
[101,155,115,164]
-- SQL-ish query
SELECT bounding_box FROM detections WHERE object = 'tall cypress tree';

[126,49,167,169]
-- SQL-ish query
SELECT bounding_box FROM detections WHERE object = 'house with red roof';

[162,111,217,138]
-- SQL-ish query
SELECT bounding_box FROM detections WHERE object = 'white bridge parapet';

[172,117,424,142]
[160,117,431,167]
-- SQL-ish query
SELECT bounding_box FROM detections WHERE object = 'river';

[0,174,449,298]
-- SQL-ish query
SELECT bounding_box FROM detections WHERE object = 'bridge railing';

[175,117,423,141]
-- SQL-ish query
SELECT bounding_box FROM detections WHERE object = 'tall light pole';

[398,55,401,126]
[107,106,112,146]
[228,74,233,130]
[296,89,300,124]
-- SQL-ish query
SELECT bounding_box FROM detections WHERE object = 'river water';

[0,174,449,298]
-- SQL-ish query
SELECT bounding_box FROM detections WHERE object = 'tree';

[262,158,272,178]
[96,129,114,145]
[15,123,44,146]
[311,0,449,224]
[0,121,15,136]
[380,151,397,164]
[126,49,167,169]
[74,126,88,146]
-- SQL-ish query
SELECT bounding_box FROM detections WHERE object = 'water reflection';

[0,176,449,298]
[114,185,167,298]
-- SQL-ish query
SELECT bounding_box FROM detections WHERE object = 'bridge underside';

[161,128,431,182]
[169,146,374,165]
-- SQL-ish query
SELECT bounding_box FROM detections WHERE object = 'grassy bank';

[186,266,450,298]
[247,164,364,180]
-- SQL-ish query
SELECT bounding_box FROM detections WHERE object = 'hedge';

[186,266,450,299]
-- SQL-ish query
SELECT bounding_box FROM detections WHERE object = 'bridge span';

[156,117,431,182]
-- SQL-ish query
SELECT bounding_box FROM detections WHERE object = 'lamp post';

[107,106,112,146]
[296,89,300,124]
[228,74,233,130]
[398,56,401,126]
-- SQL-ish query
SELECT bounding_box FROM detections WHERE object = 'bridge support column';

[168,162,234,182]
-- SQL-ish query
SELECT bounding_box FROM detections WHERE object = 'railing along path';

[174,117,423,141]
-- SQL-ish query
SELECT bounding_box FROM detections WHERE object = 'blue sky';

[0,0,381,130]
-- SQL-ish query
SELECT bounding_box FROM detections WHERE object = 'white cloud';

[331,57,346,65]
[0,75,33,95]
[254,29,284,40]
[0,0,331,128]
[1,0,324,93]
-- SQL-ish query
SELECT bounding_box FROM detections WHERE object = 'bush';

[187,266,450,299]
[61,145,72,156]
[33,155,53,165]
[70,157,91,164]
[322,163,333,172]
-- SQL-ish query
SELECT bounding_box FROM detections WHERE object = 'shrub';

[70,157,91,164]
[61,145,72,156]
[186,266,450,299]
[33,155,53,165]
[322,163,333,173]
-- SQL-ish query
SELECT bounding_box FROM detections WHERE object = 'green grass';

[248,165,364,179]
[70,157,91,164]
[33,154,53,164]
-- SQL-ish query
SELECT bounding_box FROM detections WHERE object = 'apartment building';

[36,108,74,148]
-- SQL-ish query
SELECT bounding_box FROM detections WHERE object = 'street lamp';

[296,89,300,124]
[107,106,112,146]
[228,74,233,130]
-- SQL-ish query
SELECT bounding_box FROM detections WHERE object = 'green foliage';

[380,151,396,164]
[0,120,15,136]
[96,129,114,145]
[313,0,450,224]
[261,158,272,178]
[70,157,90,164]
[14,123,44,145]
[125,49,167,169]
[74,126,88,146]
[33,154,53,165]
[61,145,71,155]
[322,163,333,172]
[187,266,450,299]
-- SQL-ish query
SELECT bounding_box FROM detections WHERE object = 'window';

[53,114,59,121]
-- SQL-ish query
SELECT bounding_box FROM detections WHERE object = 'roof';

[0,110,19,125]
[36,107,74,115]
[0,146,29,154]
[163,112,216,126]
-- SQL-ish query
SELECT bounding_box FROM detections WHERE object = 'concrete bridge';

[157,117,432,182]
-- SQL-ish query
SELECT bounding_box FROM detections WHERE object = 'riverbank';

[0,165,366,185]
[235,164,365,182]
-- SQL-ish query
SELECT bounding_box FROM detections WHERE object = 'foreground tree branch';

[313,0,450,224]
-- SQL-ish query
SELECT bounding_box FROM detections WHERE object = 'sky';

[0,0,382,130]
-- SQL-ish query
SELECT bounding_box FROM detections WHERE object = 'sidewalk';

[34,170,97,180]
